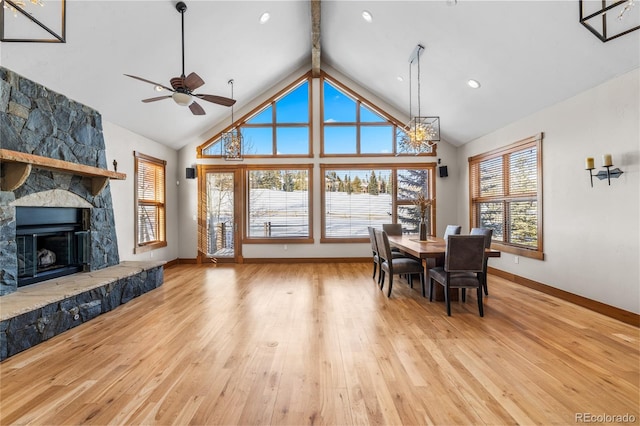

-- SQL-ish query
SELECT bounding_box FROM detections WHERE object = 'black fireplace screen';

[16,207,91,286]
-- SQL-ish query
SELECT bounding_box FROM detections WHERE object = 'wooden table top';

[387,234,501,259]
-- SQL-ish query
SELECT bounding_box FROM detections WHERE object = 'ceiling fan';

[124,1,235,115]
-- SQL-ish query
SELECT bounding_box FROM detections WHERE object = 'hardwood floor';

[1,263,638,425]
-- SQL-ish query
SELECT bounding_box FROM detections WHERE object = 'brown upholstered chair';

[443,225,462,240]
[470,227,494,295]
[375,229,425,298]
[429,235,486,316]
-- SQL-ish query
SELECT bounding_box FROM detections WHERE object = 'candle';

[602,154,613,167]
[585,157,594,170]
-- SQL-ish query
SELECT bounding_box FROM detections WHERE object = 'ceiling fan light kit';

[124,1,235,115]
[172,92,193,106]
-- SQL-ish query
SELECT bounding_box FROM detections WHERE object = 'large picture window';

[468,133,543,259]
[321,163,435,241]
[245,165,313,243]
[134,151,167,253]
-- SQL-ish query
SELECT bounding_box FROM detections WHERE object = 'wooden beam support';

[311,0,321,78]
[0,162,32,191]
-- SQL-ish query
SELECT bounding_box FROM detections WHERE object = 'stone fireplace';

[1,66,120,295]
[0,67,165,361]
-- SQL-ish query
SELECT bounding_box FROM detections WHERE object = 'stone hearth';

[0,261,164,360]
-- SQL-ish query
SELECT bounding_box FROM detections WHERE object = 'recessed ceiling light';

[259,12,270,24]
[154,85,164,92]
[362,10,373,23]
[397,76,404,82]
[467,79,481,89]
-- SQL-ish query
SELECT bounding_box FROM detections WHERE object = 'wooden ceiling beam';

[311,0,321,77]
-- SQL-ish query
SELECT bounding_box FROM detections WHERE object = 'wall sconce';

[585,154,624,187]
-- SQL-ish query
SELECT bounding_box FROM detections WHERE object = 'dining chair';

[375,229,425,298]
[470,227,493,295]
[429,235,486,316]
[443,225,462,240]
[367,226,380,282]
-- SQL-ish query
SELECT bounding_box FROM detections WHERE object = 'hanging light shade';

[222,79,243,161]
[398,44,440,155]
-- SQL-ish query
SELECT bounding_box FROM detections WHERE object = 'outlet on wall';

[514,255,519,264]
[284,244,288,251]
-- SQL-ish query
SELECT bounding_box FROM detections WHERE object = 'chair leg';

[429,277,434,301]
[379,271,385,290]
[421,273,426,297]
[482,273,489,295]
[408,274,413,288]
[477,286,484,317]
[387,275,394,298]
[372,262,377,280]
[444,283,451,316]
[462,288,466,302]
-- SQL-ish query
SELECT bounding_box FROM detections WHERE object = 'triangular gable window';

[321,77,422,156]
[199,77,311,157]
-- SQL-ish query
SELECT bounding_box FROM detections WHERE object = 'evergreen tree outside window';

[468,133,544,260]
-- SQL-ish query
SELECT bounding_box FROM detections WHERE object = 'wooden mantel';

[0,149,126,196]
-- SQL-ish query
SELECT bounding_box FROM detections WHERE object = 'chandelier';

[2,0,44,17]
[222,79,243,161]
[579,0,639,42]
[398,44,440,155]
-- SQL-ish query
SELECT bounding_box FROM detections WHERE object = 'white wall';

[177,66,460,260]
[457,68,640,314]
[103,121,179,263]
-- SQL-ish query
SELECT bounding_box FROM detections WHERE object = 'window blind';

[134,152,166,250]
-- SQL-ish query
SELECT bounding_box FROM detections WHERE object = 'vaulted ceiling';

[2,1,638,150]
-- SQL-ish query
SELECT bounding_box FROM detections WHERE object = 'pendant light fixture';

[398,44,440,155]
[222,79,243,160]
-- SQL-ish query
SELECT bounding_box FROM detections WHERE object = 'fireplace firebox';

[16,207,91,287]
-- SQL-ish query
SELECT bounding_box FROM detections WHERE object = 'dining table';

[386,234,501,301]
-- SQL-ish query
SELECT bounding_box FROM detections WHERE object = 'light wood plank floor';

[1,263,638,425]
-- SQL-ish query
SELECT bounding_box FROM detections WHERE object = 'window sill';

[491,242,544,260]
[134,241,167,254]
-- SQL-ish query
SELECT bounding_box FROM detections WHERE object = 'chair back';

[445,235,485,273]
[470,227,493,249]
[443,225,462,240]
[382,223,403,236]
[374,229,391,264]
[367,226,379,255]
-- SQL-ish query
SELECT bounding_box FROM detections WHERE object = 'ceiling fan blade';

[189,101,206,115]
[124,74,173,92]
[141,96,172,103]
[195,94,237,107]
[170,76,186,91]
[184,72,205,91]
